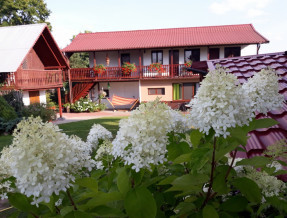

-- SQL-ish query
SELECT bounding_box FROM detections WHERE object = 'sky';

[46,0,287,54]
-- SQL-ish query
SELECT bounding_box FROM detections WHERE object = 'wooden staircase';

[72,82,95,102]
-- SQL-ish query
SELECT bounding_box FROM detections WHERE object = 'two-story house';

[63,24,268,107]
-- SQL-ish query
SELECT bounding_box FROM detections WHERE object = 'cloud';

[209,0,272,16]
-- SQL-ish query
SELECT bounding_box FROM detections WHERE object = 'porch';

[69,64,200,82]
[0,69,63,90]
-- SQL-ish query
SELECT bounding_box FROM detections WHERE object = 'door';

[209,48,220,60]
[29,91,40,104]
[169,50,179,76]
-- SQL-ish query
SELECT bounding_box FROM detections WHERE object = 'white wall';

[39,90,46,104]
[23,91,30,106]
[88,44,259,68]
[90,81,139,101]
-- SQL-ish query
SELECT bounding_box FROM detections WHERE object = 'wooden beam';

[93,52,96,66]
[41,33,62,68]
[118,51,121,67]
[139,50,142,78]
[57,87,63,118]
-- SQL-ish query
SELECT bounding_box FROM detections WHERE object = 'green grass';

[0,117,123,151]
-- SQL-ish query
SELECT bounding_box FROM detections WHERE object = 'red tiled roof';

[207,52,287,158]
[63,24,269,52]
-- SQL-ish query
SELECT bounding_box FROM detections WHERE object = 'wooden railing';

[70,64,199,81]
[0,70,63,90]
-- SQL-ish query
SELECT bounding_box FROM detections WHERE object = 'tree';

[69,31,91,68]
[0,0,51,28]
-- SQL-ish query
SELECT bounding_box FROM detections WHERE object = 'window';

[121,53,130,65]
[184,49,200,62]
[151,51,163,64]
[224,47,241,58]
[173,83,197,100]
[148,88,165,95]
[209,48,220,60]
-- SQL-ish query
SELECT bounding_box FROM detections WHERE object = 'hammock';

[106,95,139,111]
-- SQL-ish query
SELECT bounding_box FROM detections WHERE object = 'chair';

[106,95,139,111]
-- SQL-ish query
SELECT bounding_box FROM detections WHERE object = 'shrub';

[2,91,24,115]
[22,103,56,122]
[0,117,22,134]
[0,96,17,122]
[70,97,106,112]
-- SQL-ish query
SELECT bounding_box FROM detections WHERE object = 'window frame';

[224,47,241,58]
[184,49,200,62]
[173,83,197,101]
[151,50,163,64]
[148,88,165,95]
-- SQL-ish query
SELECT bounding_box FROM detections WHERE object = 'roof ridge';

[78,23,254,35]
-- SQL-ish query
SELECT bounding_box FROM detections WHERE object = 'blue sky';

[47,0,287,54]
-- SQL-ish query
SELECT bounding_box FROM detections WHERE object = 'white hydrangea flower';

[189,67,254,137]
[244,166,286,197]
[87,124,112,149]
[112,99,190,172]
[0,117,95,206]
[95,140,113,160]
[242,68,285,115]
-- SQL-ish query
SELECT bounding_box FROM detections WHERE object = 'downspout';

[256,43,261,55]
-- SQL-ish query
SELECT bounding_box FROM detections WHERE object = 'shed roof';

[62,24,269,53]
[207,52,287,158]
[0,23,68,72]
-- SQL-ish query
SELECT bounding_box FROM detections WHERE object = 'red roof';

[63,24,269,52]
[207,52,287,158]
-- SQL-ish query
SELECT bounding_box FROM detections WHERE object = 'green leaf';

[158,175,177,185]
[84,191,123,210]
[220,196,248,212]
[167,141,191,161]
[117,167,130,196]
[64,210,93,218]
[90,205,126,217]
[173,152,192,164]
[124,187,157,218]
[175,202,196,216]
[168,174,208,193]
[236,156,270,167]
[247,118,278,131]
[229,126,249,146]
[76,177,98,192]
[60,206,74,216]
[190,129,203,148]
[232,177,262,203]
[7,193,33,213]
[266,196,287,213]
[202,205,219,218]
[213,173,228,194]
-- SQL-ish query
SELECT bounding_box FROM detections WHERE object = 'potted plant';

[149,63,165,73]
[93,64,107,74]
[121,62,137,75]
[182,60,193,72]
[63,103,71,113]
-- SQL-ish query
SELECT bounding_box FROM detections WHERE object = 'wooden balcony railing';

[70,64,199,82]
[0,70,63,90]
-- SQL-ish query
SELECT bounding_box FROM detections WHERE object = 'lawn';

[0,117,123,151]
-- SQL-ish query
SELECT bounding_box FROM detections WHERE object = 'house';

[0,23,69,116]
[207,52,287,159]
[62,24,268,108]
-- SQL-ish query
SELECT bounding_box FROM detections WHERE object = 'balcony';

[0,69,63,90]
[70,64,200,82]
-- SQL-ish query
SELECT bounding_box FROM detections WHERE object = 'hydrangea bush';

[0,67,286,217]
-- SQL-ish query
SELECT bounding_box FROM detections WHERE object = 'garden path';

[53,110,131,124]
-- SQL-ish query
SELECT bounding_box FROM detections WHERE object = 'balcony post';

[139,50,142,79]
[171,50,174,77]
[57,87,63,118]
